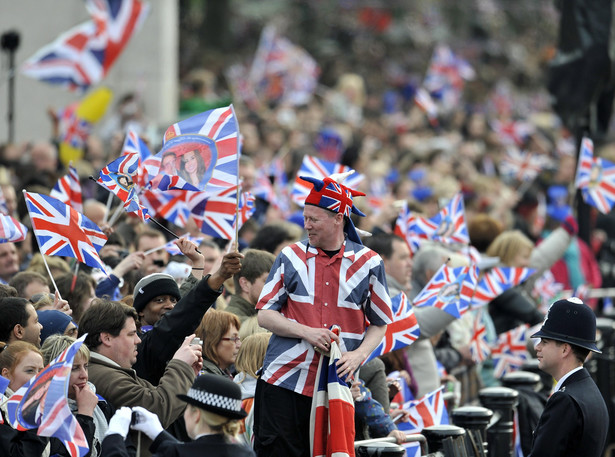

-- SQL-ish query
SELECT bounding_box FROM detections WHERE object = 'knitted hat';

[37,310,75,345]
[530,297,600,353]
[132,273,180,313]
[300,173,366,244]
[177,373,247,420]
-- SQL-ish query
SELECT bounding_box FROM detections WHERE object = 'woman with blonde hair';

[102,374,255,456]
[233,333,271,447]
[195,309,241,378]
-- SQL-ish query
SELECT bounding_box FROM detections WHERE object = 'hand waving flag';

[50,165,83,213]
[413,262,479,318]
[575,136,615,214]
[24,192,107,272]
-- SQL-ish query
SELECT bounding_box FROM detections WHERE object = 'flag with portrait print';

[50,165,83,213]
[575,136,615,214]
[492,324,529,379]
[397,386,449,434]
[21,0,150,91]
[410,192,469,246]
[413,262,479,318]
[292,155,363,207]
[0,214,28,243]
[365,292,419,363]
[148,105,240,195]
[472,267,535,308]
[24,192,107,272]
[7,335,89,457]
[309,331,354,457]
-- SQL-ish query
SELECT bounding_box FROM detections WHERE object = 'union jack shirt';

[256,239,393,397]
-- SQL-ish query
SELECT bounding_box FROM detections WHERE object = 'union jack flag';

[397,386,449,434]
[57,103,91,151]
[393,201,422,253]
[24,192,108,273]
[492,324,529,379]
[238,191,256,228]
[414,87,439,126]
[469,309,491,363]
[365,292,420,363]
[98,152,150,222]
[149,106,240,195]
[499,146,549,182]
[292,155,363,206]
[21,0,150,91]
[140,189,190,227]
[0,186,8,215]
[472,267,535,308]
[309,331,355,457]
[250,24,320,106]
[253,158,291,217]
[163,236,204,256]
[7,335,89,457]
[188,186,245,240]
[0,214,28,243]
[490,119,534,147]
[122,127,152,190]
[575,136,615,214]
[50,165,83,213]
[413,262,479,318]
[410,192,469,246]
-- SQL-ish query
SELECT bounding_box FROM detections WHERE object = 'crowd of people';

[1,4,614,455]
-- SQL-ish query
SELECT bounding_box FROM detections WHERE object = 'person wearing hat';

[131,239,243,386]
[101,374,255,457]
[528,297,609,457]
[254,174,393,457]
[37,309,78,345]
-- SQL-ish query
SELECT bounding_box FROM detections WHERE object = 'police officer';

[529,297,609,457]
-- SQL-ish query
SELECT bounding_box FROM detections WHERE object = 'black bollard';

[501,371,541,391]
[422,424,467,455]
[355,442,406,457]
[451,406,493,457]
[479,386,518,457]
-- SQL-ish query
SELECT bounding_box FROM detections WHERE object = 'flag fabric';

[365,292,419,363]
[50,165,83,213]
[575,136,615,214]
[225,63,262,111]
[531,271,563,313]
[140,189,190,227]
[572,285,591,303]
[238,191,256,228]
[291,155,364,206]
[491,119,534,147]
[122,127,152,190]
[250,24,319,106]
[148,106,240,195]
[57,103,92,154]
[21,0,150,91]
[472,267,536,308]
[98,152,150,222]
[499,146,549,182]
[397,386,449,434]
[410,193,469,246]
[309,333,355,457]
[492,325,529,379]
[413,263,479,318]
[393,201,422,253]
[7,335,89,457]
[513,409,524,457]
[0,214,28,243]
[414,87,439,126]
[469,310,491,364]
[187,186,241,240]
[24,192,108,272]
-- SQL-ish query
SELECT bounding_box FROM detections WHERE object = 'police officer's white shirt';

[552,366,583,394]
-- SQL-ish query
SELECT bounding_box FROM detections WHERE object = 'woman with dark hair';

[179,150,207,187]
[195,310,241,378]
[55,272,96,324]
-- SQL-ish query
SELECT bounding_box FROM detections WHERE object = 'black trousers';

[253,378,313,457]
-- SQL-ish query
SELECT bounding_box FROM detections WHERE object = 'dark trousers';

[253,378,312,457]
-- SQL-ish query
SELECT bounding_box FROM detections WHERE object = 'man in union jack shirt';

[253,175,393,457]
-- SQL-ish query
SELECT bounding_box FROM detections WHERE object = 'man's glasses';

[220,336,241,344]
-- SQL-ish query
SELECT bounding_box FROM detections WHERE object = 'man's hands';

[336,348,367,380]
[112,252,144,278]
[304,326,339,353]
[208,251,243,290]
[172,334,203,375]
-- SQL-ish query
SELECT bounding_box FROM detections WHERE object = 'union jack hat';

[300,176,366,219]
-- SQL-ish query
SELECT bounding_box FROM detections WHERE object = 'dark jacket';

[529,368,609,457]
[102,431,256,457]
[489,287,544,335]
[225,294,256,323]
[133,274,223,385]
[0,423,48,457]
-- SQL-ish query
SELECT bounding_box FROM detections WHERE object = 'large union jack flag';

[410,193,469,246]
[492,324,529,379]
[469,309,491,364]
[413,262,479,318]
[365,292,419,363]
[575,136,615,214]
[472,267,535,308]
[21,0,150,91]
[148,106,240,195]
[397,386,450,434]
[292,155,363,207]
[24,192,108,272]
[50,165,83,213]
[0,214,28,243]
[7,335,89,457]
[309,330,355,457]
